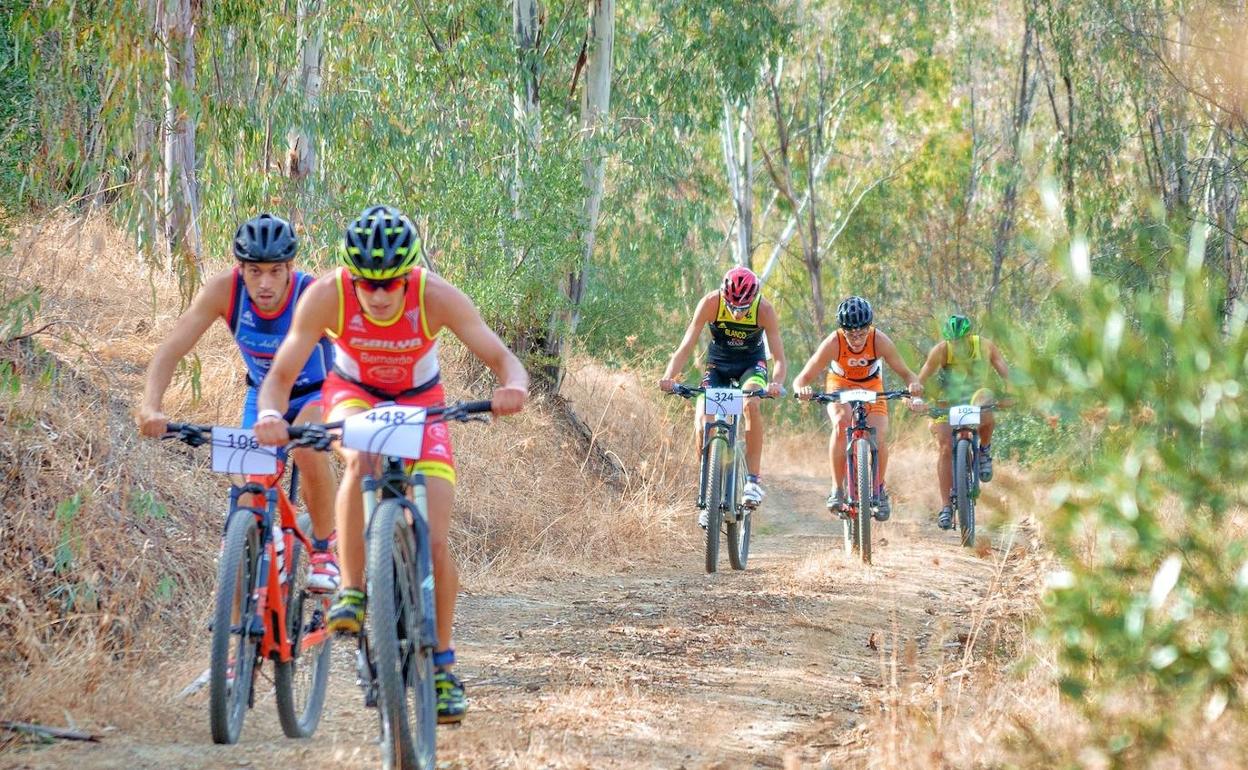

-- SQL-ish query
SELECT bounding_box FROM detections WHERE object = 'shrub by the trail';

[1013,223,1248,764]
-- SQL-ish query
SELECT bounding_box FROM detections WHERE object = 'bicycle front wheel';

[209,511,262,745]
[275,514,333,739]
[726,446,751,571]
[853,438,873,564]
[368,499,436,770]
[703,436,727,573]
[955,439,976,547]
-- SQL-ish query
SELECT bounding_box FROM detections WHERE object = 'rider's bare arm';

[255,274,340,430]
[915,341,948,388]
[792,333,840,395]
[874,330,922,394]
[758,299,787,393]
[984,338,1010,381]
[137,268,233,437]
[424,273,529,416]
[659,292,717,387]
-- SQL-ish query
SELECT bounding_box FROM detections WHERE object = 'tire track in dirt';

[7,455,1011,770]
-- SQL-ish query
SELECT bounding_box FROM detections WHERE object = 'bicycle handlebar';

[162,422,213,447]
[911,397,1013,418]
[798,389,912,405]
[285,399,496,452]
[667,383,786,399]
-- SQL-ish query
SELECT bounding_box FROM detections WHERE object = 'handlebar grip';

[458,400,494,415]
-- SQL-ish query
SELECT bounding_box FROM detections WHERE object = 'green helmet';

[942,314,971,340]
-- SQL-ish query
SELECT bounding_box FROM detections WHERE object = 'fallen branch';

[1,721,100,742]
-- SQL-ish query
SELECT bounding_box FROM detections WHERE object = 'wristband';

[256,409,284,423]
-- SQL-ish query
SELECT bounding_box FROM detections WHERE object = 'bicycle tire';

[726,446,751,570]
[955,439,976,547]
[209,511,262,745]
[368,499,436,770]
[274,514,333,739]
[704,436,727,573]
[854,438,873,564]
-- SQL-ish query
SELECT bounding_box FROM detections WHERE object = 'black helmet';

[339,205,420,280]
[837,296,873,330]
[233,213,298,262]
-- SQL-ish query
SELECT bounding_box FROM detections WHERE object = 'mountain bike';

[800,389,911,565]
[669,383,776,573]
[288,400,493,770]
[914,399,1002,548]
[163,423,333,745]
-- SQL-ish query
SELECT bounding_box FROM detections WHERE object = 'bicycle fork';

[842,426,880,515]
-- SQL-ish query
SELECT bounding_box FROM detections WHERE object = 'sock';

[981,443,992,456]
[433,648,456,670]
[747,474,760,484]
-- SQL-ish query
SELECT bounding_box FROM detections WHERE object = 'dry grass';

[0,213,695,728]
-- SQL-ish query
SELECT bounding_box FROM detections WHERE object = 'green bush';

[1020,221,1248,764]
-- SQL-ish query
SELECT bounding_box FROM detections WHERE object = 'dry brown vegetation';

[7,216,1245,768]
[0,214,695,729]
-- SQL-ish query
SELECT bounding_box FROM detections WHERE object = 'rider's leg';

[742,394,763,477]
[973,388,997,445]
[869,410,892,520]
[290,401,336,542]
[972,388,997,480]
[869,410,891,486]
[333,443,371,591]
[290,400,341,592]
[421,476,458,653]
[930,420,954,527]
[829,403,850,492]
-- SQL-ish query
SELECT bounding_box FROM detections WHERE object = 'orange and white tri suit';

[321,267,456,484]
[824,327,888,417]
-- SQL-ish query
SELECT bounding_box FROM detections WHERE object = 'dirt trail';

[6,457,1018,770]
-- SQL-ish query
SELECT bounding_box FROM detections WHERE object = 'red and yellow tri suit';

[825,327,888,416]
[321,267,455,483]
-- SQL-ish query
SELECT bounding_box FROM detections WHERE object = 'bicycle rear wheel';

[726,446,751,570]
[209,511,262,745]
[955,439,976,547]
[275,514,333,739]
[703,436,727,573]
[853,438,873,564]
[368,499,436,770]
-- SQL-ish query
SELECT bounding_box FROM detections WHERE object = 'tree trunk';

[721,98,754,269]
[286,0,324,229]
[512,0,542,215]
[542,0,614,389]
[988,3,1038,311]
[160,0,202,278]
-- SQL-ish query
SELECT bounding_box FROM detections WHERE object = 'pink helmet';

[721,266,760,308]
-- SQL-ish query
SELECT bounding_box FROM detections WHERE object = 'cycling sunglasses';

[725,301,753,315]
[354,276,407,294]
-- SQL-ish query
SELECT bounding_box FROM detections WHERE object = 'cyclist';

[658,266,787,516]
[792,296,921,521]
[253,205,528,724]
[137,213,340,593]
[911,314,1010,530]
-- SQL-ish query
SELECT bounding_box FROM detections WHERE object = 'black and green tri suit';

[701,295,768,389]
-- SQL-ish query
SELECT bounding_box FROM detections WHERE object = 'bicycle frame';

[226,467,321,664]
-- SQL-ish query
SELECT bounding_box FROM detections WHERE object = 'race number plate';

[837,389,878,404]
[949,404,981,427]
[211,427,279,475]
[341,406,427,458]
[704,388,744,417]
